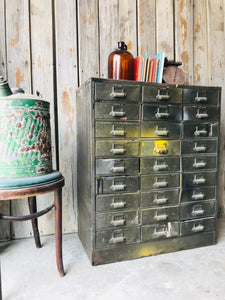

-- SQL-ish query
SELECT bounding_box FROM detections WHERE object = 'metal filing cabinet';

[76,78,221,265]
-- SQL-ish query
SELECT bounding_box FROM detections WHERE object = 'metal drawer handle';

[154,214,168,221]
[155,112,170,119]
[193,144,206,152]
[153,163,168,171]
[154,128,168,136]
[193,160,206,168]
[111,166,125,173]
[153,197,168,205]
[191,208,204,217]
[110,130,125,136]
[195,96,207,102]
[110,202,126,209]
[109,111,125,117]
[110,219,125,226]
[110,236,125,244]
[153,230,167,238]
[156,93,170,101]
[193,177,206,184]
[194,128,207,137]
[192,192,204,200]
[110,92,127,98]
[196,113,208,119]
[110,148,126,154]
[192,224,205,233]
[111,184,126,191]
[153,180,168,188]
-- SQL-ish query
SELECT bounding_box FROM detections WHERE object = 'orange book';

[134,57,139,81]
[150,58,157,82]
[137,56,143,81]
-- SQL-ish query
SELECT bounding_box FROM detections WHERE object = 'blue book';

[151,52,166,83]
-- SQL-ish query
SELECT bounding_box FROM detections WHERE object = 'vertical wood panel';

[156,0,174,58]
[0,0,10,241]
[99,0,119,78]
[193,0,209,85]
[30,0,55,235]
[78,0,99,84]
[119,0,137,57]
[137,0,156,56]
[175,0,194,85]
[55,0,78,233]
[6,0,32,239]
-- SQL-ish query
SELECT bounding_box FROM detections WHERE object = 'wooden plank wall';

[0,0,225,240]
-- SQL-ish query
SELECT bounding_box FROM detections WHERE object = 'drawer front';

[96,176,140,194]
[142,86,182,104]
[183,123,219,138]
[183,106,219,121]
[95,102,139,120]
[141,189,180,207]
[182,155,217,171]
[96,140,139,157]
[95,121,139,138]
[180,200,216,220]
[142,104,182,121]
[142,222,179,241]
[96,227,141,248]
[96,158,139,175]
[141,156,180,173]
[95,82,141,102]
[182,171,217,188]
[141,140,180,156]
[181,186,216,203]
[183,88,219,105]
[96,192,140,212]
[141,206,180,224]
[141,173,180,190]
[180,217,216,236]
[181,139,217,154]
[141,122,181,138]
[96,210,139,230]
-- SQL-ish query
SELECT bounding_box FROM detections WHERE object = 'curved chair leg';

[54,187,65,276]
[28,196,41,248]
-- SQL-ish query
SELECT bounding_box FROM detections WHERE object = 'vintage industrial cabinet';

[76,78,221,265]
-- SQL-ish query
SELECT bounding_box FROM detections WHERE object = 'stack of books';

[134,52,166,83]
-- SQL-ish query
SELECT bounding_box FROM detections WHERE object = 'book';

[150,58,157,82]
[145,55,151,82]
[134,57,139,81]
[137,56,143,81]
[142,57,148,81]
[151,51,166,83]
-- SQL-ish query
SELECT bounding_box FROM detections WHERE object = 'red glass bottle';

[108,42,134,80]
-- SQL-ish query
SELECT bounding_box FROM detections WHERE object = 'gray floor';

[1,218,225,300]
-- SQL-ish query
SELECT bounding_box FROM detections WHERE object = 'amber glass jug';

[108,41,134,80]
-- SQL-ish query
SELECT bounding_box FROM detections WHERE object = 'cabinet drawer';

[182,171,217,188]
[182,155,217,171]
[141,156,180,173]
[142,222,179,241]
[96,158,139,175]
[141,189,180,207]
[96,192,140,212]
[141,122,181,138]
[95,121,139,138]
[141,206,179,224]
[96,227,141,248]
[141,173,180,190]
[183,88,219,105]
[180,200,216,220]
[96,210,139,230]
[95,102,139,120]
[96,175,140,194]
[142,86,182,103]
[143,104,182,121]
[95,82,141,102]
[180,217,216,236]
[183,106,219,121]
[141,140,180,156]
[181,186,216,203]
[96,140,139,157]
[181,139,217,154]
[183,123,219,138]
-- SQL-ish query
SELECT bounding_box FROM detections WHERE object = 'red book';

[134,57,139,81]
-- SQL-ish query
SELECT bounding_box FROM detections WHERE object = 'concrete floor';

[1,218,225,300]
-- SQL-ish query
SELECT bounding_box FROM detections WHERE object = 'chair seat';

[0,171,63,190]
